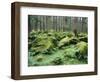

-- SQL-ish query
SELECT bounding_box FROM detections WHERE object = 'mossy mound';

[75,41,88,60]
[58,36,79,48]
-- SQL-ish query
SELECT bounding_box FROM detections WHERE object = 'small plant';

[67,32,74,38]
[28,51,37,56]
[42,49,54,55]
[79,36,87,42]
[33,63,39,66]
[78,33,87,42]
[69,37,79,44]
[63,47,76,58]
[36,55,44,62]
[52,57,63,65]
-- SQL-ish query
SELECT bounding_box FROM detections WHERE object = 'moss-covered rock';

[58,36,79,48]
[31,38,54,53]
[75,41,88,60]
[58,36,70,47]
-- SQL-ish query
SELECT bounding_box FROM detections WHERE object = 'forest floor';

[28,45,87,66]
[28,31,88,66]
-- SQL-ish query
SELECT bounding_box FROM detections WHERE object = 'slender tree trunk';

[72,17,78,36]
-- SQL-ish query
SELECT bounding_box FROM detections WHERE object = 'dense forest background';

[28,15,88,33]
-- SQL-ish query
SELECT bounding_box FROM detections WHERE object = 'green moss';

[31,38,54,53]
[52,57,63,65]
[78,33,88,42]
[66,32,74,38]
[76,41,87,55]
[75,41,88,60]
[78,33,87,37]
[36,55,44,62]
[58,36,78,48]
[69,37,79,44]
[28,31,88,66]
[63,47,76,58]
[58,36,69,47]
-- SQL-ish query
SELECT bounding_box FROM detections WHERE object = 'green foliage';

[75,41,88,61]
[58,36,79,48]
[31,38,53,53]
[66,32,74,38]
[78,33,87,37]
[36,55,44,62]
[58,36,69,47]
[76,41,87,55]
[28,31,88,66]
[78,33,88,42]
[52,57,63,65]
[69,37,79,44]
[63,46,76,58]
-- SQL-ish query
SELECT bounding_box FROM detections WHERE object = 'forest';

[28,15,88,66]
